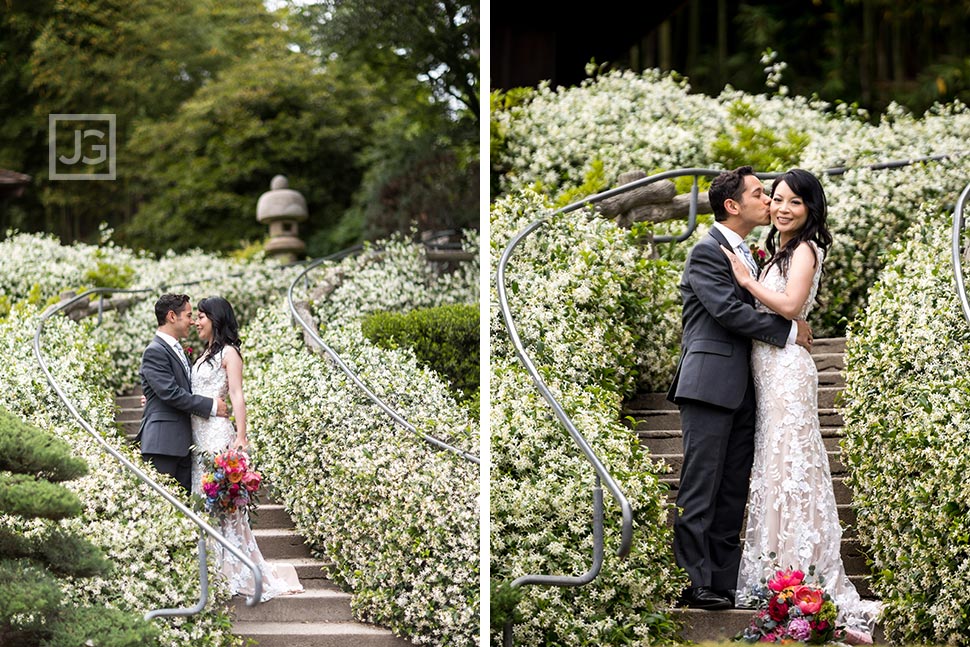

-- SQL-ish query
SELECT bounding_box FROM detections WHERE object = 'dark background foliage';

[492,0,970,118]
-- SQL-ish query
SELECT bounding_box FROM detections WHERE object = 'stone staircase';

[114,393,411,646]
[622,337,883,642]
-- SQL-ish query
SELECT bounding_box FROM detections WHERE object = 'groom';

[666,166,812,610]
[137,293,227,494]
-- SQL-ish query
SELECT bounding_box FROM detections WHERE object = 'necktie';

[174,343,190,376]
[738,244,758,278]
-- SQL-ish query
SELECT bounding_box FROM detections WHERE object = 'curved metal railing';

[32,231,479,620]
[952,182,970,325]
[34,286,264,619]
[496,152,969,644]
[287,241,480,465]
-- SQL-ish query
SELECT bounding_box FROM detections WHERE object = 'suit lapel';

[155,335,190,383]
[707,229,755,305]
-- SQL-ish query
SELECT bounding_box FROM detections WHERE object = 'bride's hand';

[720,245,754,287]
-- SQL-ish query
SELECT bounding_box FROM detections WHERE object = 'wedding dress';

[736,242,881,636]
[191,347,303,601]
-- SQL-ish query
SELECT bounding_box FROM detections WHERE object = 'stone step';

[630,408,844,432]
[233,621,410,647]
[231,588,354,623]
[268,559,337,588]
[251,504,296,530]
[663,503,857,536]
[812,337,846,354]
[116,406,143,422]
[663,476,854,505]
[654,451,847,476]
[121,420,140,440]
[116,395,144,409]
[625,385,843,412]
[640,427,846,455]
[252,529,312,560]
[673,605,882,643]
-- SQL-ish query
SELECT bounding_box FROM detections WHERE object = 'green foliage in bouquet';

[0,408,159,647]
[361,303,479,411]
[840,217,970,643]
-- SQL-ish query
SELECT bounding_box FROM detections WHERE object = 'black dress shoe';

[678,586,733,610]
[713,588,737,606]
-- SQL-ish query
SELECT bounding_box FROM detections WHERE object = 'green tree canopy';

[123,51,380,253]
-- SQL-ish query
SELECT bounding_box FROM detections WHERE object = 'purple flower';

[787,618,811,641]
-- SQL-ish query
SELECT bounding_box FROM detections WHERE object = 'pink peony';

[242,471,262,491]
[787,617,812,641]
[792,586,824,615]
[768,568,805,592]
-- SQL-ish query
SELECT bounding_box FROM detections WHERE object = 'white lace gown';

[736,243,881,634]
[191,347,303,601]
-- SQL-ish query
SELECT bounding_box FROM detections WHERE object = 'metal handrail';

[496,152,969,645]
[952,182,970,325]
[287,246,481,465]
[31,232,479,621]
[33,287,263,619]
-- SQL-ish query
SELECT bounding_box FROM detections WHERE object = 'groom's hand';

[795,320,813,351]
[215,398,229,417]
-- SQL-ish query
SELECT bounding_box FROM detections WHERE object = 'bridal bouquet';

[735,567,844,644]
[199,448,262,517]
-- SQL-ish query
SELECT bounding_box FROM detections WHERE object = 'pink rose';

[242,471,262,491]
[768,568,805,592]
[792,586,824,615]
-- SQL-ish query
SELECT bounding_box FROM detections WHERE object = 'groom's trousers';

[143,451,193,495]
[673,377,757,591]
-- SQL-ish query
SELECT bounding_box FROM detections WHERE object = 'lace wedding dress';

[191,347,303,601]
[736,242,881,636]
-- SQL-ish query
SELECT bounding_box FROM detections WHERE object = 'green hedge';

[361,303,479,405]
[840,217,970,643]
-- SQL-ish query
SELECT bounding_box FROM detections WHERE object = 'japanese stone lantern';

[256,175,307,262]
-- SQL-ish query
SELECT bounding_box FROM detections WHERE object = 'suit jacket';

[666,227,792,410]
[136,335,213,456]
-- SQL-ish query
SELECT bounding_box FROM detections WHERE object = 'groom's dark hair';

[709,165,755,221]
[154,293,190,325]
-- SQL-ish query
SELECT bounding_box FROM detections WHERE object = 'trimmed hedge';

[361,303,479,406]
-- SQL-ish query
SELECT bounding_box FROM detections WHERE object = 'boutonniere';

[748,242,768,268]
[183,345,195,363]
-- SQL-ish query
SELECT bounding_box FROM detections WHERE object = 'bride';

[190,295,303,601]
[721,169,881,642]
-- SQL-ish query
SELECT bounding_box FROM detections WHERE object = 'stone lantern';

[256,175,308,262]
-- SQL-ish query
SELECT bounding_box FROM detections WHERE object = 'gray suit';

[137,335,213,492]
[666,227,791,591]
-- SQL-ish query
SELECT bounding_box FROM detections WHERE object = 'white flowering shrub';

[493,69,970,336]
[490,188,686,646]
[0,303,237,647]
[243,233,479,646]
[840,217,970,643]
[0,230,478,645]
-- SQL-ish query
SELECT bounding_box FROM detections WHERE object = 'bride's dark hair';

[198,296,241,366]
[764,168,834,283]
